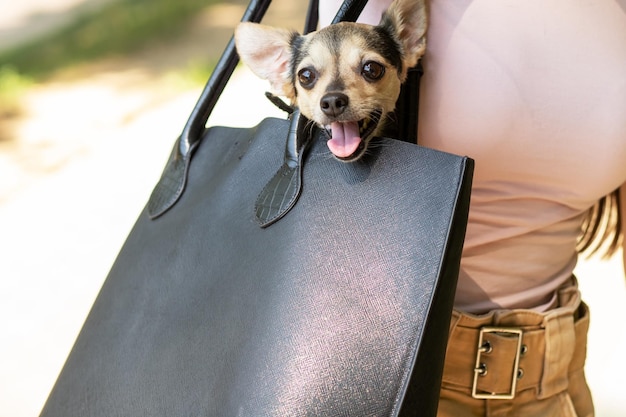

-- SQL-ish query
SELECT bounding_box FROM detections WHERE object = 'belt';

[442,296,589,401]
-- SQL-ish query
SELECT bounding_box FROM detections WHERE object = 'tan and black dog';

[234,0,428,162]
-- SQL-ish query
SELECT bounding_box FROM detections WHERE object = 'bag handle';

[392,64,422,144]
[178,0,272,157]
[148,0,369,219]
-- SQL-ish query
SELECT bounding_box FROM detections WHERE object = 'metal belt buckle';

[472,327,523,400]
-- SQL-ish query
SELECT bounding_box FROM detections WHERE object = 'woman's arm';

[319,0,394,26]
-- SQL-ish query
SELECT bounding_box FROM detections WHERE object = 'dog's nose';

[320,93,349,117]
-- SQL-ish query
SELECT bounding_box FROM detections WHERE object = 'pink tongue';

[327,121,361,158]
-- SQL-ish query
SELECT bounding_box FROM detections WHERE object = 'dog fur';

[234,0,428,162]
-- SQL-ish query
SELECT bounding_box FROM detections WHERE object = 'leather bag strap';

[331,0,369,24]
[394,64,422,144]
[178,0,272,157]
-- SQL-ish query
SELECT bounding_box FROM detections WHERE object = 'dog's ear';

[235,22,298,100]
[379,0,428,78]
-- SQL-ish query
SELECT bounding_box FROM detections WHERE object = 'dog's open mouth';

[325,110,382,161]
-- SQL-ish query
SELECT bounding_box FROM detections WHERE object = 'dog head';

[235,0,427,162]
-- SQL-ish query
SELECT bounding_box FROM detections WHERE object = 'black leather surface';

[146,137,197,219]
[255,110,311,227]
[40,117,473,417]
[331,0,368,23]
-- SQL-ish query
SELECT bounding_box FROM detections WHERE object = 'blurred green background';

[0,0,223,119]
[1,0,215,77]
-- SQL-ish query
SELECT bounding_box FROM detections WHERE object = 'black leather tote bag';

[40,1,474,416]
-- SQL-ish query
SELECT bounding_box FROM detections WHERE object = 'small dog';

[234,0,428,162]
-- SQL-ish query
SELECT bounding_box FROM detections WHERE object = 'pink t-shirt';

[321,0,626,313]
[417,0,626,313]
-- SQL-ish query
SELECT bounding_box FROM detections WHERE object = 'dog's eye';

[298,68,317,89]
[361,61,385,81]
